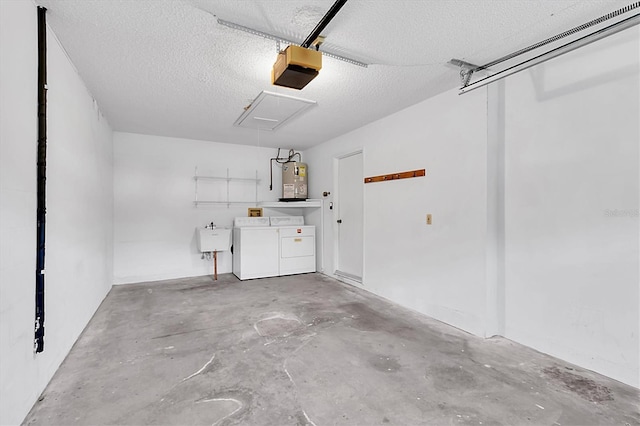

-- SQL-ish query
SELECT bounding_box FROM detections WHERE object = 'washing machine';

[232,217,279,280]
[270,216,316,276]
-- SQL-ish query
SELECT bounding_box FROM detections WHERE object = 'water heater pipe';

[269,149,301,191]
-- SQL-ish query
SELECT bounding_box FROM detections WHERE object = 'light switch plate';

[426,214,432,225]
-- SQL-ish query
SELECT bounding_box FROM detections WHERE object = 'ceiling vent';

[234,91,317,131]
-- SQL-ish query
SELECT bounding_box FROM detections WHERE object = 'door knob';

[337,219,342,224]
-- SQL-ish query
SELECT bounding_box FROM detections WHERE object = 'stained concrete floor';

[24,273,639,426]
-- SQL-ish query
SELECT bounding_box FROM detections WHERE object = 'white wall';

[113,132,298,284]
[502,26,639,387]
[0,1,114,424]
[308,25,639,388]
[306,88,489,337]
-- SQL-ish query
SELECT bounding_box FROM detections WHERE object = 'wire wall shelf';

[194,167,260,207]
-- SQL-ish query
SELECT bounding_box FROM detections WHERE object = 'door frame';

[333,149,365,286]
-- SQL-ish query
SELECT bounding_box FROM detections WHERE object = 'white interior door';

[336,152,363,282]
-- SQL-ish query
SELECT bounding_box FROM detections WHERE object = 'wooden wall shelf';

[364,169,425,184]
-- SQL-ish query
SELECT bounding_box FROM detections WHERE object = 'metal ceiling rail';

[478,2,640,72]
[217,16,368,68]
[459,13,639,94]
[457,2,640,94]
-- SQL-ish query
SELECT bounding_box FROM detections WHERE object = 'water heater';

[281,162,308,201]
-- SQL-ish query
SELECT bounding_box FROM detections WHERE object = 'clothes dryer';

[270,216,316,276]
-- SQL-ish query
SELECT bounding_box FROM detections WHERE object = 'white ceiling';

[36,0,632,150]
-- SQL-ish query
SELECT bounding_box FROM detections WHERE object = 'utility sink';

[197,228,232,252]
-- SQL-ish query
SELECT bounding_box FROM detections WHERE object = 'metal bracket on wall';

[448,59,479,86]
[364,169,425,184]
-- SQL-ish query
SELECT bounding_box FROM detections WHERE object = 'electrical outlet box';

[426,214,432,225]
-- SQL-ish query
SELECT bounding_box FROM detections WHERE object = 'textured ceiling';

[36,0,633,149]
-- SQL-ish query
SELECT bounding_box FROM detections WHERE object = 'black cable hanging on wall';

[35,6,47,353]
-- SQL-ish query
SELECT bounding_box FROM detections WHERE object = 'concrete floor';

[24,273,639,426]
